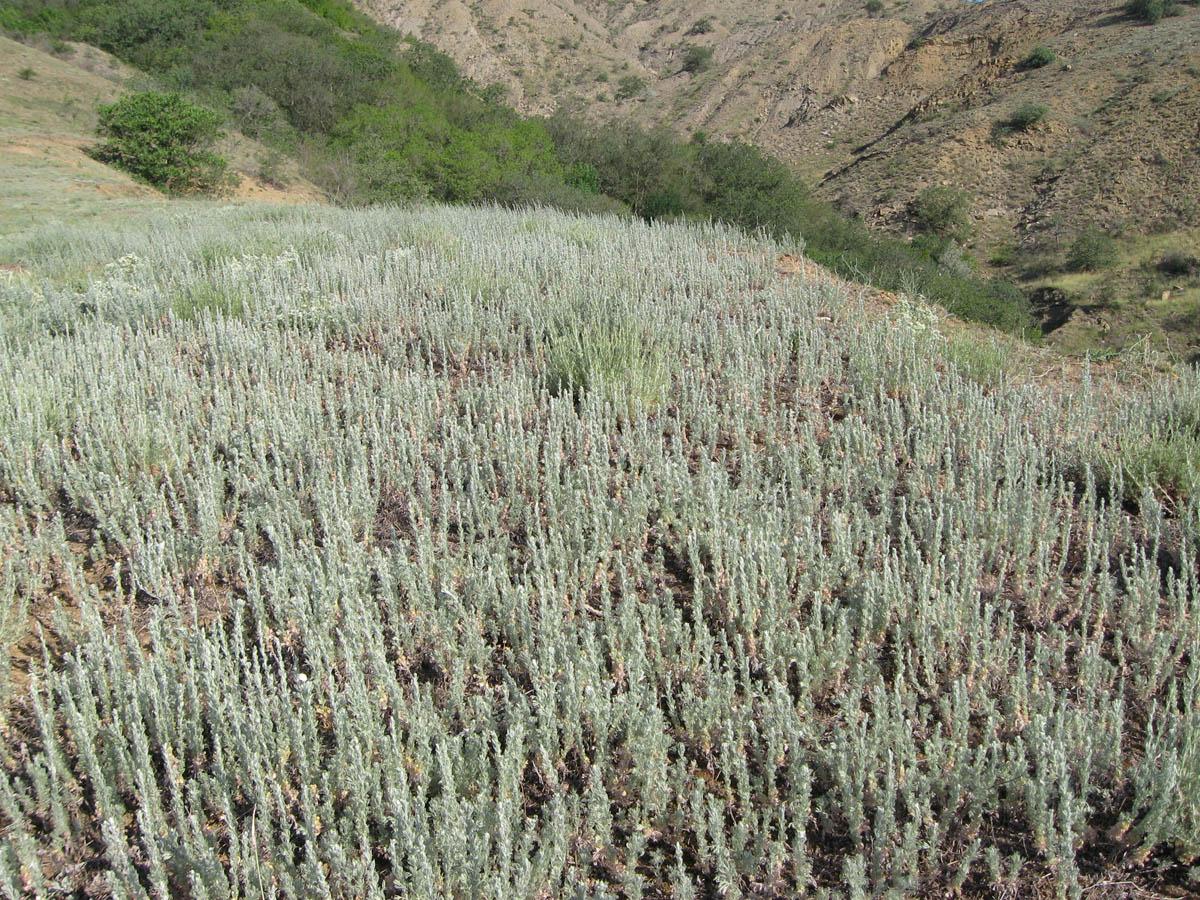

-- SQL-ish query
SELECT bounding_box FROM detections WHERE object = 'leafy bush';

[230,84,293,143]
[1158,249,1197,275]
[1066,227,1119,272]
[89,91,228,194]
[910,185,972,241]
[686,16,714,35]
[566,161,600,194]
[1126,0,1182,22]
[865,0,886,14]
[615,74,646,100]
[1018,44,1056,71]
[1006,101,1049,131]
[332,103,564,204]
[681,44,714,74]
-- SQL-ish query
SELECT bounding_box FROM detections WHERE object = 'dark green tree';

[90,91,228,194]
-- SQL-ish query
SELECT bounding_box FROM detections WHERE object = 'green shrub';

[642,188,686,220]
[910,185,972,241]
[89,91,229,194]
[545,305,668,409]
[1158,249,1197,275]
[17,66,35,80]
[566,161,600,194]
[1066,227,1119,272]
[169,282,245,321]
[1018,44,1056,71]
[1126,0,1181,22]
[230,84,293,142]
[686,17,714,35]
[1111,430,1200,502]
[865,0,886,14]
[615,74,646,100]
[989,244,1017,267]
[681,45,714,74]
[1006,101,1049,131]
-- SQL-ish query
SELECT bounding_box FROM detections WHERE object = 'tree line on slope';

[1,0,1031,331]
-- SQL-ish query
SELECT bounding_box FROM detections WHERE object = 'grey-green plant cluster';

[0,203,1198,899]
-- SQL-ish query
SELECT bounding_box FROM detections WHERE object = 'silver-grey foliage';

[0,202,1197,899]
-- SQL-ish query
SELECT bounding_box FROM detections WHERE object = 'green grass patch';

[168,281,245,321]
[944,332,1014,386]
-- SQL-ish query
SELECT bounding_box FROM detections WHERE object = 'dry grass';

[0,35,323,238]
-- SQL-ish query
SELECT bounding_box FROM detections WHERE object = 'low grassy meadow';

[0,203,1198,899]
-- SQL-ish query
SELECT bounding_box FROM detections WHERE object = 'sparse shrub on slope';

[681,44,714,74]
[1066,226,1119,271]
[1006,101,1049,131]
[89,90,228,194]
[1018,44,1056,71]
[615,73,647,100]
[910,185,973,242]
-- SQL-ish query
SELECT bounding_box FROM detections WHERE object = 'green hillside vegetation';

[0,0,622,211]
[1,0,1032,331]
[1,202,1199,899]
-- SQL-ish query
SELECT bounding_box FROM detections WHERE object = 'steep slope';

[0,35,155,233]
[354,0,1199,239]
[815,1,1200,247]
[0,35,321,236]
[355,0,1200,354]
